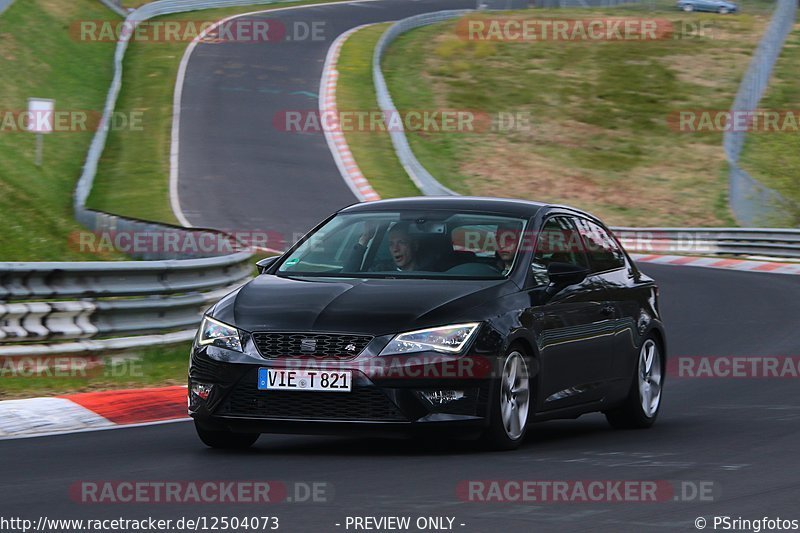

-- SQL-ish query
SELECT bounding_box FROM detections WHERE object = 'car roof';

[340,196,548,217]
[340,196,603,223]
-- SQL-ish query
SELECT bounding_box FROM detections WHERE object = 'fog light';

[191,382,213,401]
[420,390,464,406]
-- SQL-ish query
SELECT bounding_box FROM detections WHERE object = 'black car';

[189,197,666,450]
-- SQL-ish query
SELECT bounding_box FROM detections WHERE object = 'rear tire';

[195,421,259,449]
[480,346,532,451]
[605,337,663,429]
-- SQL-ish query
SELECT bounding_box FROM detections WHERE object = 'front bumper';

[188,347,495,437]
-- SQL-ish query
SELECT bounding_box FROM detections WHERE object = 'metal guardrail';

[373,10,469,196]
[724,0,798,227]
[0,252,252,301]
[611,227,800,259]
[0,0,15,17]
[0,253,252,347]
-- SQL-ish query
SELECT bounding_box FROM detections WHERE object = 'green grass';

[88,0,359,223]
[0,0,121,261]
[0,343,191,400]
[739,23,800,225]
[350,3,773,227]
[336,23,420,198]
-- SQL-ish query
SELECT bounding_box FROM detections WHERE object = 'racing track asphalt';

[2,1,799,531]
[174,0,485,243]
[2,263,799,532]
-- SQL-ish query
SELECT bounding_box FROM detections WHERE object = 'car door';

[525,216,618,411]
[572,217,637,389]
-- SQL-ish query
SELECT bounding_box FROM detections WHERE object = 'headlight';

[198,316,243,352]
[380,323,480,356]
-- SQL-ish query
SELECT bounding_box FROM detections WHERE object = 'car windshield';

[276,210,528,279]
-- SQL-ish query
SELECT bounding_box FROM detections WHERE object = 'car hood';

[211,274,516,335]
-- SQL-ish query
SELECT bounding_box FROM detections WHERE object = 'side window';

[573,218,626,273]
[531,217,588,285]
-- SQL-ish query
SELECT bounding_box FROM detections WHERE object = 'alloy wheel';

[500,351,530,440]
[638,339,662,418]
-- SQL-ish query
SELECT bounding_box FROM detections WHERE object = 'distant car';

[189,197,667,451]
[677,0,738,13]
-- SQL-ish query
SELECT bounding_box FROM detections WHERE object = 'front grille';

[220,383,408,421]
[251,332,372,359]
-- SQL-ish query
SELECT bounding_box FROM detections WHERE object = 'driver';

[344,222,420,272]
[386,222,419,271]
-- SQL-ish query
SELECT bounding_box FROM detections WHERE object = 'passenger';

[495,224,521,275]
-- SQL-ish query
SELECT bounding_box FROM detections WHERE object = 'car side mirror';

[256,256,279,275]
[545,262,589,296]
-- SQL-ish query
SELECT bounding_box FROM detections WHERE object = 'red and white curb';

[319,25,381,203]
[0,386,189,439]
[631,253,800,275]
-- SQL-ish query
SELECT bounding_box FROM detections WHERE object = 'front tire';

[480,347,532,450]
[605,337,663,429]
[195,421,259,449]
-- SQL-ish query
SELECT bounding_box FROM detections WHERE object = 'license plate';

[257,368,352,392]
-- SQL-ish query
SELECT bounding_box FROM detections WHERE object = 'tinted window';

[573,218,626,272]
[276,211,528,279]
[531,217,588,285]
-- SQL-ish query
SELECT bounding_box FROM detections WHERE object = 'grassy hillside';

[339,3,772,226]
[0,0,118,260]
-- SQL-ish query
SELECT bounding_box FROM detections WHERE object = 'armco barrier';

[0,0,14,17]
[373,10,468,196]
[0,253,252,353]
[612,227,800,259]
[724,0,797,227]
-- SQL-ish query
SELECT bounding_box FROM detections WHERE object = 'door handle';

[600,305,615,317]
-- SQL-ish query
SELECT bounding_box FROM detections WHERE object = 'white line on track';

[0,417,191,441]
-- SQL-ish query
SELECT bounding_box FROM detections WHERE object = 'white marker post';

[27,98,55,167]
